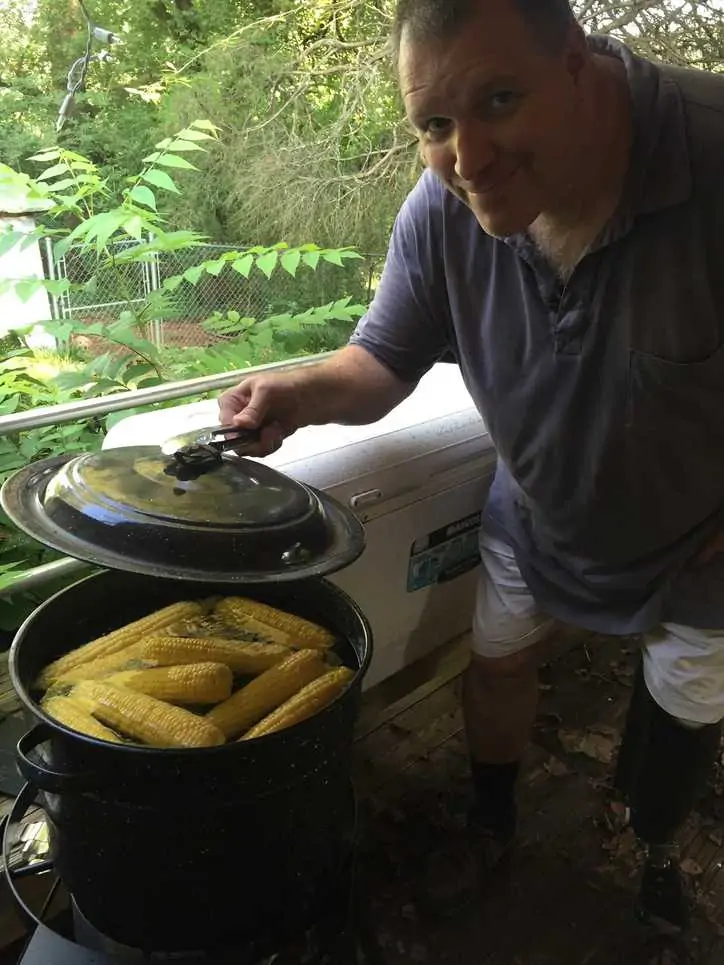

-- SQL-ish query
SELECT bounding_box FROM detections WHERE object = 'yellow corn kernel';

[140,636,290,675]
[53,642,153,686]
[42,695,123,743]
[206,649,326,739]
[72,680,224,748]
[214,597,335,650]
[241,667,355,740]
[38,601,205,688]
[106,662,232,705]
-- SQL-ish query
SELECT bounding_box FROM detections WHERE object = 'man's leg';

[616,623,724,930]
[419,534,556,913]
[464,534,557,863]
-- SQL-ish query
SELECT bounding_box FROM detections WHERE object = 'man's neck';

[530,53,632,278]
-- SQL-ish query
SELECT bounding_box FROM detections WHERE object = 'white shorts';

[473,533,724,725]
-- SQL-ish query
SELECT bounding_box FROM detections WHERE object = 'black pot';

[10,568,372,954]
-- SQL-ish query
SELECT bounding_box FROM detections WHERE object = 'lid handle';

[166,425,262,480]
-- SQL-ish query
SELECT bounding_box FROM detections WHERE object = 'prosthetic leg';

[614,660,722,930]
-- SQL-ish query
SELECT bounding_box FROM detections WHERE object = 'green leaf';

[143,152,198,171]
[36,163,69,182]
[190,120,221,133]
[255,250,278,279]
[162,274,184,292]
[53,371,93,392]
[165,139,206,153]
[302,250,321,270]
[122,363,156,385]
[142,169,180,194]
[46,177,77,193]
[128,185,157,211]
[203,258,226,276]
[92,211,127,251]
[183,265,204,284]
[0,395,21,415]
[122,215,145,240]
[281,249,301,277]
[176,128,217,142]
[232,255,253,277]
[14,280,41,303]
[0,232,22,259]
[322,250,344,267]
[250,327,274,348]
[28,149,61,163]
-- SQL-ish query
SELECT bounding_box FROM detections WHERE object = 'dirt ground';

[354,635,724,964]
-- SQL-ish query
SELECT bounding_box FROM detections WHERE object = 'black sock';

[469,759,520,831]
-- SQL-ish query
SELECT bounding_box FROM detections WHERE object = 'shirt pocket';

[627,343,724,448]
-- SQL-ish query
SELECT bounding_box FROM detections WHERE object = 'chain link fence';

[44,239,382,353]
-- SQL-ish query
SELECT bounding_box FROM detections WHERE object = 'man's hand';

[218,371,303,457]
[696,530,724,566]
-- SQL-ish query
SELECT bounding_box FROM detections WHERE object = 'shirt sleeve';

[349,171,451,384]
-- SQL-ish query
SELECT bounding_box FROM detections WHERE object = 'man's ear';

[563,23,589,83]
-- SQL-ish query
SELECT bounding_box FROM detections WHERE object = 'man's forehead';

[398,4,544,92]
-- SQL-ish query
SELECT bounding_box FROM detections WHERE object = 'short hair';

[391,0,577,61]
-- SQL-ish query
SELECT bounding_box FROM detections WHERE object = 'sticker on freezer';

[407,511,481,592]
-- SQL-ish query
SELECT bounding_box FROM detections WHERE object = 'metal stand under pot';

[0,425,383,961]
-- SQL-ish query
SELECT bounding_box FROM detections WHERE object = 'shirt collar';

[592,34,692,218]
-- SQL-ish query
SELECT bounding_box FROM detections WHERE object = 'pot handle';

[1,782,56,931]
[17,724,101,794]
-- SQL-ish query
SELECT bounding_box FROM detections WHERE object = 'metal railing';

[0,351,332,597]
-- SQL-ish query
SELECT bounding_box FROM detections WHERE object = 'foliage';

[0,123,367,633]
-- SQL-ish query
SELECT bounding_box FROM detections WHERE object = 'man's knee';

[468,645,540,684]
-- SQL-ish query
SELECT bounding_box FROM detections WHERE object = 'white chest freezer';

[102,363,497,688]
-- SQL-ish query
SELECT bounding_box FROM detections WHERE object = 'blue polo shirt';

[350,35,724,635]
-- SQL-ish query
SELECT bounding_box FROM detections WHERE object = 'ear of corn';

[106,662,233,705]
[38,601,205,688]
[140,636,290,675]
[214,597,335,650]
[42,695,123,743]
[72,680,225,748]
[241,667,355,740]
[205,649,327,739]
[52,642,153,686]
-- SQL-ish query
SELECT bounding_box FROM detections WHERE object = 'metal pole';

[5,558,91,596]
[0,351,332,434]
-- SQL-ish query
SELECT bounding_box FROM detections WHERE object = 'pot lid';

[0,433,366,583]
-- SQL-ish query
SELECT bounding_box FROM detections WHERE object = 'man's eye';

[423,117,451,136]
[489,90,520,113]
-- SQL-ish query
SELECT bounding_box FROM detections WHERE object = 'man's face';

[399,0,589,237]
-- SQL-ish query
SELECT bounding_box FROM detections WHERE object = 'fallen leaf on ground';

[680,858,704,876]
[544,757,570,777]
[559,726,618,764]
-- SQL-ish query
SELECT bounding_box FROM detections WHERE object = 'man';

[220,0,724,933]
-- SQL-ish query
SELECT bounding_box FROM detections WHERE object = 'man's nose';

[453,120,496,185]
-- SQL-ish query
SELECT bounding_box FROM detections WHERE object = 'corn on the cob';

[214,597,335,650]
[53,642,153,686]
[72,680,225,748]
[206,649,326,739]
[106,662,232,705]
[38,601,205,688]
[140,636,290,674]
[42,695,123,743]
[241,667,355,740]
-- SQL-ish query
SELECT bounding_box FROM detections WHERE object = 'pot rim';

[10,569,373,757]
